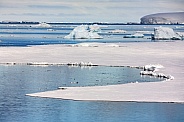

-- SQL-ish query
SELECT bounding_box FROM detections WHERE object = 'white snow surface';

[64,25,103,39]
[1,42,184,103]
[153,27,181,40]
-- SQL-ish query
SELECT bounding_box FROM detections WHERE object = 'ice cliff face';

[141,12,184,24]
[64,25,103,39]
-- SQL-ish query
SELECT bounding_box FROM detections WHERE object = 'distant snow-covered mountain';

[140,12,184,24]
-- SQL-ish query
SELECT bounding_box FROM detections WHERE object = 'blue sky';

[0,0,183,22]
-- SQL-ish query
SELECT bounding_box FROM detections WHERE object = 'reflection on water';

[0,65,183,122]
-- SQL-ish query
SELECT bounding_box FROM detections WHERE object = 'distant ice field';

[0,24,183,46]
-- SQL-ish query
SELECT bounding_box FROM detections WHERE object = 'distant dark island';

[141,12,184,24]
[1,12,184,25]
[0,21,39,24]
[0,21,137,25]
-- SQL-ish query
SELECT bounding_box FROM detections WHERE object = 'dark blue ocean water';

[0,65,184,122]
[0,24,183,46]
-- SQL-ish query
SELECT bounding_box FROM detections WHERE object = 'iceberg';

[64,25,103,39]
[152,27,181,40]
[89,24,101,32]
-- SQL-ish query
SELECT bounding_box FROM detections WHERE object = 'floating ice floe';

[124,33,144,38]
[67,62,96,67]
[175,26,184,29]
[136,31,151,34]
[33,22,52,28]
[64,25,103,39]
[108,29,126,33]
[47,29,54,31]
[7,24,17,27]
[152,27,181,40]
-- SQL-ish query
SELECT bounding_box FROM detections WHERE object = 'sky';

[0,0,184,23]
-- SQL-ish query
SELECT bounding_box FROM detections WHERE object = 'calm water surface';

[0,65,184,122]
[0,24,183,46]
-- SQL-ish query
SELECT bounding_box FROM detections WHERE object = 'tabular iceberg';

[64,25,103,39]
[152,27,181,40]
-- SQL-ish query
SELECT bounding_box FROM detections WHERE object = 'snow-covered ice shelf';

[0,42,184,103]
